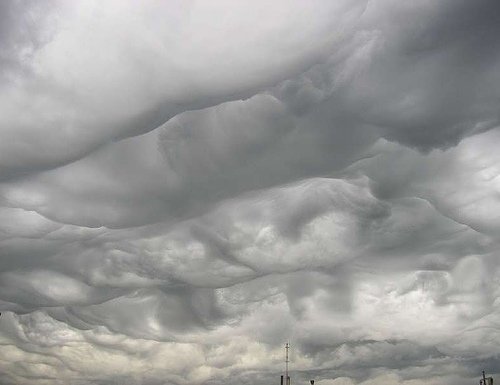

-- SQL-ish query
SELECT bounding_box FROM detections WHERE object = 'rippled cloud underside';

[1,1,500,384]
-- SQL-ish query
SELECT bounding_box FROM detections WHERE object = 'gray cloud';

[1,1,500,384]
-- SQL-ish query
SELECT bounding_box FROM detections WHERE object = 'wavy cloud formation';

[1,1,500,384]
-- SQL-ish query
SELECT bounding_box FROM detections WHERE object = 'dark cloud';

[1,1,500,384]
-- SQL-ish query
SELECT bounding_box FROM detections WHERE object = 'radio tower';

[285,342,290,385]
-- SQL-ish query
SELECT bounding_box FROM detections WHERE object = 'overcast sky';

[1,1,500,384]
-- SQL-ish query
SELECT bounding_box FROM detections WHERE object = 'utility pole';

[285,342,290,385]
[480,370,493,385]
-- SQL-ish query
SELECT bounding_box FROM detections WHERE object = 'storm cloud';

[1,1,500,384]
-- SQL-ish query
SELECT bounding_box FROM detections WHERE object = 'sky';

[0,1,500,384]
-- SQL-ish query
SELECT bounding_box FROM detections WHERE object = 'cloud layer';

[1,1,500,384]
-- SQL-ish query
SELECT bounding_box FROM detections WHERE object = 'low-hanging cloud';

[1,1,500,384]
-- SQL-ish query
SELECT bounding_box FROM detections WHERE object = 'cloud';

[0,0,365,180]
[1,1,500,384]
